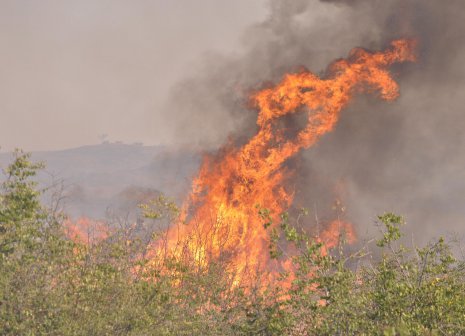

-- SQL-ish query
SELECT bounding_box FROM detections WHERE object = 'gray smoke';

[162,0,465,244]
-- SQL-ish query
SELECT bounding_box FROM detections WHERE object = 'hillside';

[0,143,200,219]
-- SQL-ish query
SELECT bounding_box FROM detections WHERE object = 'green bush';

[1,152,464,335]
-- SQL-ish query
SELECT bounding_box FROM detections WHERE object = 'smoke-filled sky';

[2,0,465,242]
[0,0,267,151]
[157,0,465,243]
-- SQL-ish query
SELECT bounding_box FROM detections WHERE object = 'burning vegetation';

[2,29,465,336]
[64,217,109,245]
[145,39,417,287]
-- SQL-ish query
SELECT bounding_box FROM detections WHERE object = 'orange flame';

[64,217,109,245]
[149,39,416,285]
[318,219,356,256]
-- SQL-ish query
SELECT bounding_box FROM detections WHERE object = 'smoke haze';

[162,0,465,243]
[1,0,464,243]
[0,0,267,151]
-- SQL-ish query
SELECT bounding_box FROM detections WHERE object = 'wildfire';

[64,217,109,245]
[318,219,356,256]
[148,39,416,286]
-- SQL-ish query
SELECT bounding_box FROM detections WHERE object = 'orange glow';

[318,219,357,256]
[147,39,416,286]
[64,217,109,245]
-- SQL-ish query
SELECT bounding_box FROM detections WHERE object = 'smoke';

[0,0,265,152]
[302,0,465,243]
[162,0,465,244]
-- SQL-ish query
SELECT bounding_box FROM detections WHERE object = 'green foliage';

[1,153,465,335]
[139,195,180,221]
[0,150,45,256]
[376,212,404,247]
[0,150,75,334]
[273,211,465,335]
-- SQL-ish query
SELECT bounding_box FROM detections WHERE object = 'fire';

[64,217,109,245]
[149,39,416,286]
[318,219,356,256]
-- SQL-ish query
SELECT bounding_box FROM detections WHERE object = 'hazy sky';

[0,0,267,151]
[2,0,464,242]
